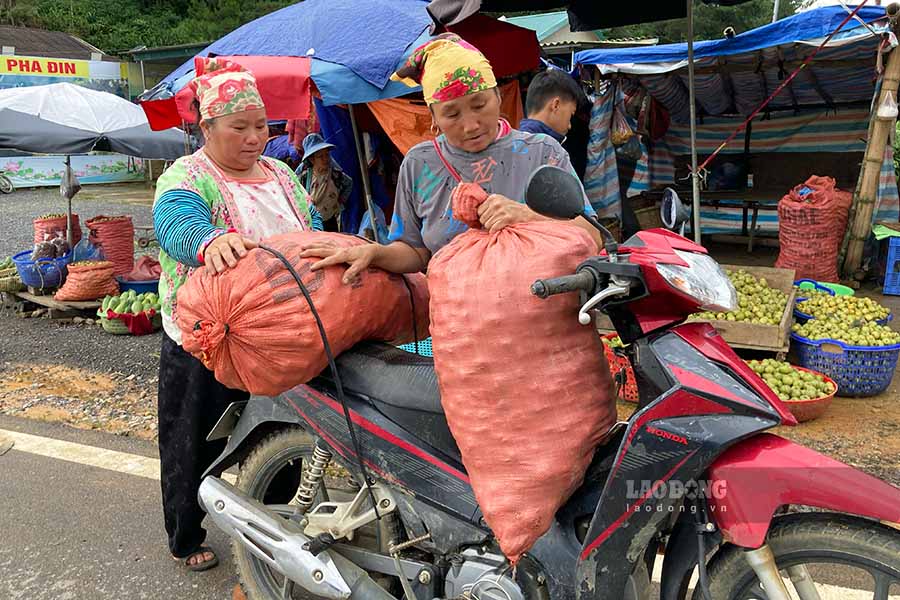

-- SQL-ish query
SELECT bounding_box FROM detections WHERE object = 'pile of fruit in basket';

[0,255,23,293]
[745,358,835,402]
[97,290,162,336]
[691,269,788,325]
[795,294,891,323]
[791,319,900,347]
[101,290,161,316]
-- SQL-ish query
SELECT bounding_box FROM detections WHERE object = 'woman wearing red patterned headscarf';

[152,57,322,572]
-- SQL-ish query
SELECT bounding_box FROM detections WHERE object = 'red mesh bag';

[427,184,618,563]
[34,214,82,246]
[54,260,119,301]
[176,232,430,396]
[87,215,135,275]
[776,176,852,282]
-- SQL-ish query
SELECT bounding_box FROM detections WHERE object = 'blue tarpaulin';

[157,0,430,105]
[576,6,887,68]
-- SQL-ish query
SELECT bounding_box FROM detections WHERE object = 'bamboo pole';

[843,32,900,277]
[349,104,381,243]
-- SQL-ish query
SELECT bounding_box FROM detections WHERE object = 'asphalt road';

[1,414,898,600]
[0,415,237,600]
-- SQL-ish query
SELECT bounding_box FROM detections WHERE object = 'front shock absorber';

[294,440,333,513]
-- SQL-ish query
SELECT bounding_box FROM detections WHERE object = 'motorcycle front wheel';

[699,513,900,600]
[232,427,395,600]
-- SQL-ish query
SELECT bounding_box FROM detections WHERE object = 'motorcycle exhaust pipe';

[199,476,397,600]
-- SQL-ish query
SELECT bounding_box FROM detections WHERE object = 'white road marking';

[0,428,235,483]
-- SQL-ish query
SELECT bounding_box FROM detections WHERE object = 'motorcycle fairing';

[576,328,781,599]
[281,383,479,522]
[708,433,900,548]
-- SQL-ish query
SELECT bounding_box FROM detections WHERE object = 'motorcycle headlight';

[657,250,737,312]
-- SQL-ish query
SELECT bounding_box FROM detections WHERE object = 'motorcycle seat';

[335,342,443,414]
[334,342,460,461]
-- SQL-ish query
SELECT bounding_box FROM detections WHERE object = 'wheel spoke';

[873,572,892,600]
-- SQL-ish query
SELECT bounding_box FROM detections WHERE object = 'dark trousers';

[157,334,249,558]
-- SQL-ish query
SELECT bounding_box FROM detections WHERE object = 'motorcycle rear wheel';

[698,513,900,600]
[232,427,395,600]
[0,174,13,194]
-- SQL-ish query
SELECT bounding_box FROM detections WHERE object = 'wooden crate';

[597,264,797,355]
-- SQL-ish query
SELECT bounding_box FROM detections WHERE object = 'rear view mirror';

[525,166,585,220]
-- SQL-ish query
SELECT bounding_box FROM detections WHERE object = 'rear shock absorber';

[294,440,333,513]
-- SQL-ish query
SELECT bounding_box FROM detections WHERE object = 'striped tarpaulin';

[584,106,899,232]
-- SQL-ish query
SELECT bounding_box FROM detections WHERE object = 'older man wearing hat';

[296,133,353,231]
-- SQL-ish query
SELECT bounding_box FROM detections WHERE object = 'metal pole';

[687,0,702,243]
[772,0,781,24]
[348,104,381,243]
[65,155,73,247]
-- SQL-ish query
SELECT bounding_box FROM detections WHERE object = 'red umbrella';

[447,13,541,79]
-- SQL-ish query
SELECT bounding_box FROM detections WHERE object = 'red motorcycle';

[200,166,900,600]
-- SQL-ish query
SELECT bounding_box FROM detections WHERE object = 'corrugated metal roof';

[0,26,106,60]
[503,11,570,40]
[542,37,658,49]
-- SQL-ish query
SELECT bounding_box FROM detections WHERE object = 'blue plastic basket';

[793,279,835,302]
[884,237,900,295]
[790,332,900,397]
[117,277,159,295]
[398,337,433,357]
[12,250,71,289]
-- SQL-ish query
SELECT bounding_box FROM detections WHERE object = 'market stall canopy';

[141,55,312,130]
[141,0,540,113]
[426,0,755,32]
[0,83,184,159]
[575,6,889,122]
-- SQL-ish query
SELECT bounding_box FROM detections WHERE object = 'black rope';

[259,244,380,518]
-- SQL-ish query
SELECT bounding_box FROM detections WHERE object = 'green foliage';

[0,0,296,53]
[606,0,805,44]
[894,121,900,179]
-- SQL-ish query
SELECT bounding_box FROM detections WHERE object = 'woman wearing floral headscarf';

[301,34,601,278]
[152,57,321,572]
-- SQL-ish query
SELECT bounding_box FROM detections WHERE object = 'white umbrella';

[0,82,184,159]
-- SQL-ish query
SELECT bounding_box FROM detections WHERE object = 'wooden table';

[13,290,100,318]
[639,188,780,251]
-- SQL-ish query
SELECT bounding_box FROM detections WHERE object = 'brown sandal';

[175,546,219,572]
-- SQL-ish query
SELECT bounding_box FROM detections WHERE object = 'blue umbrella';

[143,0,429,106]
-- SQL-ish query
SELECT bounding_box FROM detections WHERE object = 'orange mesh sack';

[87,215,135,276]
[54,260,120,301]
[176,232,430,396]
[775,176,852,282]
[427,184,617,563]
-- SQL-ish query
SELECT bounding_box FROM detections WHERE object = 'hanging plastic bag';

[610,104,635,146]
[877,91,898,120]
[616,134,642,162]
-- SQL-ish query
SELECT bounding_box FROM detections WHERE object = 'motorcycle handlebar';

[531,271,596,299]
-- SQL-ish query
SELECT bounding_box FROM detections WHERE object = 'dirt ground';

[1,210,899,485]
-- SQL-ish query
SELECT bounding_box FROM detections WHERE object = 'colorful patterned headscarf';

[391,33,497,105]
[189,57,265,120]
